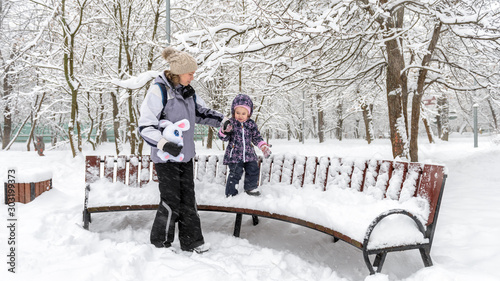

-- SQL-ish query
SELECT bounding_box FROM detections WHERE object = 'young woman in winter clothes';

[219,94,272,197]
[138,47,224,253]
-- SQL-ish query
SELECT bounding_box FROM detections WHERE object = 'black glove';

[221,118,232,134]
[162,142,183,157]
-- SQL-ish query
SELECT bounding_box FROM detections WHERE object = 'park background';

[1,0,500,280]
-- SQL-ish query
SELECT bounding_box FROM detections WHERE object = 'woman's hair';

[164,70,180,86]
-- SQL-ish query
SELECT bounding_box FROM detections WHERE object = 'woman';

[138,47,224,253]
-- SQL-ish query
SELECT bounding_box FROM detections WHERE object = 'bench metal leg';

[83,209,91,230]
[233,213,243,237]
[83,184,91,230]
[419,247,433,267]
[363,250,378,275]
[374,252,387,273]
[252,215,259,226]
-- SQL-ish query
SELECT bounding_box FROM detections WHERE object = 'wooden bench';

[83,154,447,275]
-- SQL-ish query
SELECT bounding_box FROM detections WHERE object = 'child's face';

[234,107,249,122]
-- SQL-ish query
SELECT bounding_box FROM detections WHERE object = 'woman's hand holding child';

[221,117,233,134]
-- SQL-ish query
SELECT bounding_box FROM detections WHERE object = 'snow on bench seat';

[85,178,429,249]
[196,181,430,250]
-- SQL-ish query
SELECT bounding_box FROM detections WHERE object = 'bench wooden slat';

[270,154,284,184]
[116,155,127,184]
[317,156,330,190]
[399,163,423,201]
[152,163,158,182]
[104,156,115,182]
[281,154,295,185]
[418,164,446,226]
[291,155,305,187]
[88,204,159,213]
[326,157,341,189]
[215,155,227,185]
[85,155,100,183]
[196,155,207,181]
[351,159,367,192]
[141,155,151,186]
[128,156,140,187]
[367,160,393,199]
[362,159,379,192]
[206,155,218,183]
[386,161,408,200]
[304,156,318,186]
[259,156,273,184]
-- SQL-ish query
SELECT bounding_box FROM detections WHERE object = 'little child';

[219,94,272,197]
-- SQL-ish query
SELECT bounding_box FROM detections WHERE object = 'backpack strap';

[156,82,171,120]
[155,82,170,107]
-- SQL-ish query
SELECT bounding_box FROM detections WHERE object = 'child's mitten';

[261,145,272,158]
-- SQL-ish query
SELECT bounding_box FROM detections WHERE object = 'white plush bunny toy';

[156,119,190,162]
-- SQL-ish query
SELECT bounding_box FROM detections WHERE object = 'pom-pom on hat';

[161,47,198,75]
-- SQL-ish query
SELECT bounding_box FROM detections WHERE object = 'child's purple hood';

[231,94,254,117]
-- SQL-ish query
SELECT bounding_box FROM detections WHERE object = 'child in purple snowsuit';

[219,94,271,197]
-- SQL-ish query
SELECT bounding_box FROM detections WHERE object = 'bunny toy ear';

[159,120,173,128]
[175,119,190,131]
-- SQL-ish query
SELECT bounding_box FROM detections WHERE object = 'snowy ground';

[1,134,499,281]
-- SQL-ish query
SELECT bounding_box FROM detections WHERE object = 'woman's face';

[179,72,195,86]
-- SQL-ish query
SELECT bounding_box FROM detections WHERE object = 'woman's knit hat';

[161,47,198,75]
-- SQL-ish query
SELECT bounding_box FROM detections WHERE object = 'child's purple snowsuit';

[219,94,266,164]
[218,94,267,196]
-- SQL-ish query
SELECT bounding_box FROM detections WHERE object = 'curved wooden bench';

[83,154,446,275]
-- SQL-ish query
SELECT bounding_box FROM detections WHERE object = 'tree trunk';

[335,102,343,141]
[384,8,408,159]
[111,90,121,155]
[385,38,407,158]
[127,89,137,154]
[317,94,324,143]
[61,0,86,157]
[207,128,214,149]
[438,95,449,141]
[26,93,46,151]
[1,49,13,149]
[487,98,498,133]
[421,107,435,144]
[96,92,105,146]
[362,103,374,144]
[409,22,442,161]
[85,92,96,150]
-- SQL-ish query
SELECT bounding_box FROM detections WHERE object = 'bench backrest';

[85,154,446,227]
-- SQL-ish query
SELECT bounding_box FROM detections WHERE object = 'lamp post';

[473,104,478,148]
[166,0,171,44]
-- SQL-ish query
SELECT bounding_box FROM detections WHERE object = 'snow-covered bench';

[82,154,447,274]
